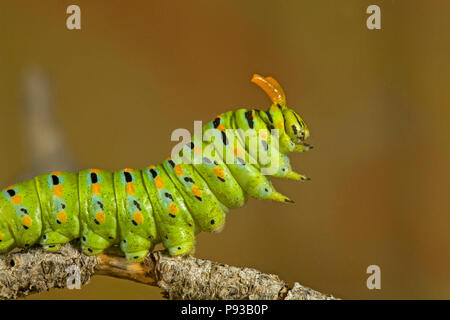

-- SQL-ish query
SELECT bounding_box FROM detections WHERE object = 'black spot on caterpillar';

[124,172,133,183]
[221,131,229,145]
[133,200,142,211]
[266,111,273,123]
[245,110,254,129]
[184,177,194,184]
[91,173,98,184]
[164,192,174,201]
[52,175,60,185]
[149,168,157,178]
[213,118,221,128]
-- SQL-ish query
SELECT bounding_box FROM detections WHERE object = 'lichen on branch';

[0,243,336,300]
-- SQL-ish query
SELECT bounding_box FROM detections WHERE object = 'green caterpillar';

[0,74,312,262]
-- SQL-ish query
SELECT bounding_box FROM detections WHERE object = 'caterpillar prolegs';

[0,74,312,261]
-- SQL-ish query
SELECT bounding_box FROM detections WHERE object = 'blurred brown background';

[0,0,449,299]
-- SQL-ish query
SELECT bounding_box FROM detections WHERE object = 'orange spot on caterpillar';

[90,169,101,174]
[213,167,226,179]
[259,130,268,140]
[91,183,101,195]
[51,171,62,175]
[216,114,222,118]
[95,211,106,224]
[0,233,3,240]
[148,165,156,169]
[124,168,134,172]
[57,211,67,223]
[53,185,64,197]
[155,176,164,189]
[126,183,135,195]
[11,195,22,205]
[22,216,32,228]
[193,146,202,155]
[191,185,202,197]
[168,203,178,215]
[233,147,243,158]
[6,185,15,190]
[277,120,284,128]
[133,211,144,225]
[174,165,183,176]
[217,124,226,131]
[252,113,256,118]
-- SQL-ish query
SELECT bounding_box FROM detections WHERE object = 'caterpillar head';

[283,108,309,144]
[251,74,310,145]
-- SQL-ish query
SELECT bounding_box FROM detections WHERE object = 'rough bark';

[0,243,336,300]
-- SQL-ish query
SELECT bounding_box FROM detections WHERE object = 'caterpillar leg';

[293,143,313,152]
[81,228,111,255]
[222,157,293,203]
[268,153,310,181]
[40,231,70,252]
[162,227,195,256]
[120,233,152,262]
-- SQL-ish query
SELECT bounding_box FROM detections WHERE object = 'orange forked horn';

[251,74,286,104]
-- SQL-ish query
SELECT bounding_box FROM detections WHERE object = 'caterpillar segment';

[35,171,80,251]
[79,169,118,255]
[163,157,227,233]
[113,168,158,261]
[179,141,247,210]
[142,165,196,257]
[0,74,312,261]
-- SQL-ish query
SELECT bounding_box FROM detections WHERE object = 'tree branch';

[0,243,337,300]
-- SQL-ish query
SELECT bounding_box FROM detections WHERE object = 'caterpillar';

[0,74,312,262]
